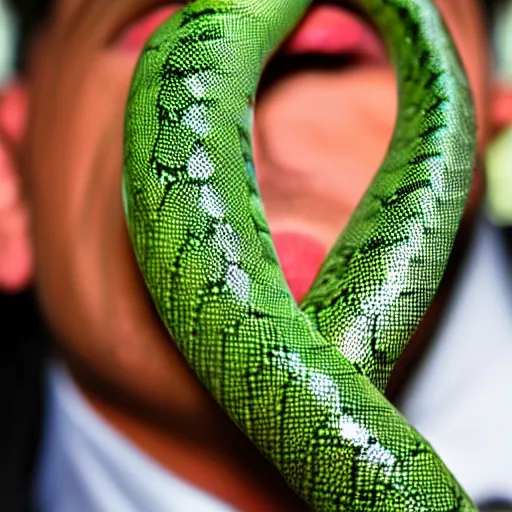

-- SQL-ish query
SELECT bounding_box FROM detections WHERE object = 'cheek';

[29,52,136,217]
[26,51,138,305]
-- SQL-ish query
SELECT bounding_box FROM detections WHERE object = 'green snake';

[123,0,477,509]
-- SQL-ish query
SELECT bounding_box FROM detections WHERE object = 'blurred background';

[0,0,16,84]
[0,4,45,511]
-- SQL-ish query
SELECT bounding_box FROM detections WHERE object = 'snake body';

[124,0,477,509]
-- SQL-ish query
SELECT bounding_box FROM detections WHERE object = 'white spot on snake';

[185,71,216,99]
[420,190,437,230]
[337,416,396,469]
[226,264,249,302]
[182,103,209,137]
[214,223,241,263]
[339,316,371,363]
[281,358,397,472]
[310,372,339,403]
[200,184,224,218]
[430,164,445,196]
[341,218,430,362]
[187,145,214,179]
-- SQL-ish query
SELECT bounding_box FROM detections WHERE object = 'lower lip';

[273,232,327,302]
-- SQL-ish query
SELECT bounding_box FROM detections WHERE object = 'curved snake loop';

[124,0,477,510]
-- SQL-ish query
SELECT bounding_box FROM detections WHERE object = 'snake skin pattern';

[123,0,477,509]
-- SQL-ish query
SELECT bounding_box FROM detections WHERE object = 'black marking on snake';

[302,425,321,497]
[423,224,435,236]
[369,314,393,368]
[409,152,442,166]
[410,439,430,458]
[246,211,275,264]
[360,233,410,255]
[407,19,421,44]
[190,276,229,339]
[381,178,432,208]
[358,476,379,510]
[237,125,252,156]
[156,97,216,126]
[450,489,467,512]
[248,210,271,236]
[349,447,363,503]
[142,44,163,54]
[418,49,431,71]
[240,364,260,438]
[394,5,424,47]
[351,361,365,376]
[247,307,276,321]
[179,8,218,29]
[218,318,243,407]
[161,61,214,81]
[426,94,448,113]
[396,7,410,24]
[151,161,206,211]
[169,230,202,282]
[221,318,242,343]
[424,70,442,90]
[325,286,354,308]
[276,345,293,469]
[155,102,174,125]
[177,24,224,45]
[305,245,358,293]
[399,289,417,298]
[420,123,446,139]
[307,278,357,313]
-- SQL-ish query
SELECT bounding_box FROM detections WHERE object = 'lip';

[273,231,327,302]
[284,4,386,63]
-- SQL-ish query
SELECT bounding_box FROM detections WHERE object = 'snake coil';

[124,0,477,509]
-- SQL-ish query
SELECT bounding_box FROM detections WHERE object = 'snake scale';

[123,0,477,510]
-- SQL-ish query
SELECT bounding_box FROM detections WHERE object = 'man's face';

[0,0,500,433]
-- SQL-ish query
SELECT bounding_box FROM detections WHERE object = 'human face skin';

[0,0,501,509]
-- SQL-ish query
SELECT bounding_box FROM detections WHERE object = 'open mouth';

[283,1,385,62]
[259,1,387,95]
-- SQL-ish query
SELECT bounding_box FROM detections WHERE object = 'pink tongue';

[273,232,327,302]
[284,5,385,60]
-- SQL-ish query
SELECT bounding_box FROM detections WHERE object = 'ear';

[0,80,32,292]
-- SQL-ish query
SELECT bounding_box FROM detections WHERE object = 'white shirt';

[35,363,238,512]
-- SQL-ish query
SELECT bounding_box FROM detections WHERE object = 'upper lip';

[282,1,386,62]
